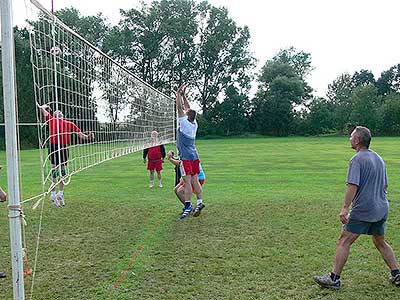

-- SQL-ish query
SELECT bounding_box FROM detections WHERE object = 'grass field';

[1,136,400,299]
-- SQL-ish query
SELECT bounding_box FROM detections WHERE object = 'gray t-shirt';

[347,149,389,222]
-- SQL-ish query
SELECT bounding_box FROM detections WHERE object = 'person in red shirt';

[143,131,166,188]
[38,103,94,207]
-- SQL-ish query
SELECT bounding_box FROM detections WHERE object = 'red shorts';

[181,159,200,176]
[178,178,205,193]
[147,160,163,171]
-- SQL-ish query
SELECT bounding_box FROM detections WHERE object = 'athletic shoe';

[179,206,194,216]
[57,192,65,207]
[180,205,193,219]
[0,271,6,278]
[391,273,400,286]
[159,183,163,188]
[50,194,60,207]
[149,182,154,188]
[314,273,341,290]
[193,203,205,217]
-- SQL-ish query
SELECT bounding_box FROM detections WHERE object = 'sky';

[10,0,400,97]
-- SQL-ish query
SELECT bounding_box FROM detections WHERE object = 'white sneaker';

[149,182,154,188]
[50,194,60,207]
[158,182,163,188]
[57,192,65,206]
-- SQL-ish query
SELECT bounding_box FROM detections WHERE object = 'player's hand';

[39,104,50,111]
[177,84,186,94]
[89,132,95,140]
[181,84,187,94]
[0,189,7,202]
[339,208,349,224]
[167,150,174,158]
[143,158,146,164]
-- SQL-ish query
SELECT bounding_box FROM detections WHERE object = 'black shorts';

[49,143,69,166]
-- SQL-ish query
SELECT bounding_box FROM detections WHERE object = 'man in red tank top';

[38,103,94,207]
[143,131,166,188]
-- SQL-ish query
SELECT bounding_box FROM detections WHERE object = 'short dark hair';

[187,109,196,122]
[354,126,372,148]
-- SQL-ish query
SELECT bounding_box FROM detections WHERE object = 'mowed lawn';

[1,137,400,300]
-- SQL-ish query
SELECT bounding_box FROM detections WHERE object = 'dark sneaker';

[180,206,193,219]
[193,203,205,217]
[314,273,341,290]
[0,271,6,279]
[391,273,400,286]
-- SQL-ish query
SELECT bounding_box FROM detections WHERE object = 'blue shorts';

[344,218,386,236]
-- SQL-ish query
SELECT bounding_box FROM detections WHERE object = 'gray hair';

[54,110,64,118]
[354,126,371,148]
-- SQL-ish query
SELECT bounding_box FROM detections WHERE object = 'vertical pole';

[0,0,26,299]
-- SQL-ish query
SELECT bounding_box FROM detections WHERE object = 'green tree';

[352,69,375,87]
[209,86,249,135]
[326,73,353,131]
[376,64,400,96]
[348,84,382,132]
[271,47,314,79]
[116,0,199,94]
[382,92,400,134]
[115,0,255,115]
[0,27,37,148]
[55,7,111,48]
[194,3,254,114]
[252,49,311,136]
[306,97,336,134]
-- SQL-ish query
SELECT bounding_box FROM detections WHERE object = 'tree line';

[1,0,400,149]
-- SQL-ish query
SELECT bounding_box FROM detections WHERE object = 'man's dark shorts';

[344,218,386,235]
[49,143,69,166]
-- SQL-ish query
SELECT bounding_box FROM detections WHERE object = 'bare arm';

[37,102,50,118]
[168,156,180,167]
[339,183,358,224]
[181,85,190,111]
[167,150,180,166]
[77,132,94,140]
[176,86,185,118]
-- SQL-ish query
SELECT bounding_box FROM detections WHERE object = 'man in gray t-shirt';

[346,148,389,222]
[314,126,400,289]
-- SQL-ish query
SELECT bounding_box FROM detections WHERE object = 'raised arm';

[181,84,190,111]
[37,102,50,119]
[176,86,185,118]
[167,150,180,166]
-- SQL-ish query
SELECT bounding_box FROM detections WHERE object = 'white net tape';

[28,0,175,193]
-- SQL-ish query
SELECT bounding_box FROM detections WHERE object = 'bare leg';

[149,170,155,182]
[157,170,162,187]
[191,174,203,200]
[51,164,57,193]
[372,235,399,271]
[183,174,192,203]
[174,184,185,205]
[332,230,360,275]
[59,165,65,191]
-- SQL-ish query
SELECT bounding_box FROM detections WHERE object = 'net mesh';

[28,0,175,192]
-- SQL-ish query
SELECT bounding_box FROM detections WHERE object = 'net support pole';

[0,0,26,299]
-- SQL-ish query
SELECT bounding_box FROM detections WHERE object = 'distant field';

[1,137,400,299]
